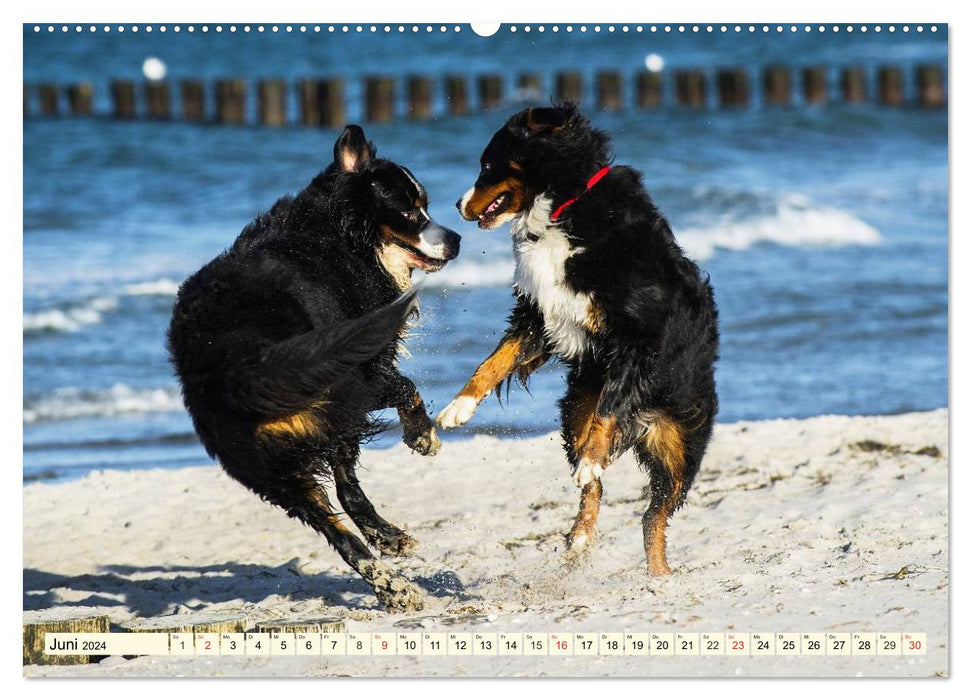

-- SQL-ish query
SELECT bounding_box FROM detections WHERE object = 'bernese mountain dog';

[168,125,459,611]
[437,104,719,576]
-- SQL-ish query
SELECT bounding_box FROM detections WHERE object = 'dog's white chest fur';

[512,195,593,360]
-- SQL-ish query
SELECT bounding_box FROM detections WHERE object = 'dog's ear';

[334,125,375,173]
[523,104,575,135]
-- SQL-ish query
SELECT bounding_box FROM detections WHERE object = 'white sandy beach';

[23,409,948,677]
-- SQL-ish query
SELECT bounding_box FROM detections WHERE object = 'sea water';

[22,26,948,481]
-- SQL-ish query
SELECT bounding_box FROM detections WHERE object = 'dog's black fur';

[168,126,459,611]
[440,103,719,575]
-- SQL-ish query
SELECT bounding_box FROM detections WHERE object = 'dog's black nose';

[455,198,463,211]
[443,229,461,260]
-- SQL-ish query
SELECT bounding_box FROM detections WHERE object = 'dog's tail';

[225,286,420,417]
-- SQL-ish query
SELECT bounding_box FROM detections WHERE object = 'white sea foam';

[123,278,182,296]
[418,260,515,288]
[676,196,881,262]
[24,278,182,335]
[23,384,184,424]
[421,198,880,287]
[23,201,880,334]
[23,296,120,334]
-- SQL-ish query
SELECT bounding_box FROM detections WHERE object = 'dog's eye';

[482,162,492,172]
[402,210,419,222]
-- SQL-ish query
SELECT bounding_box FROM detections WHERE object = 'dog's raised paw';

[571,458,603,488]
[405,427,441,456]
[436,396,477,428]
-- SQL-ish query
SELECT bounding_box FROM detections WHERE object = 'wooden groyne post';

[916,65,946,108]
[258,79,287,127]
[67,83,93,115]
[111,80,136,119]
[38,84,60,115]
[635,71,663,108]
[181,79,205,121]
[407,75,433,119]
[23,615,110,666]
[216,79,247,124]
[841,67,867,103]
[878,67,905,106]
[145,81,171,120]
[444,75,468,116]
[555,71,583,104]
[25,63,949,129]
[597,71,623,111]
[478,74,503,110]
[717,68,749,107]
[517,72,543,102]
[365,76,395,123]
[675,70,707,107]
[763,66,791,105]
[803,66,828,104]
[298,78,345,128]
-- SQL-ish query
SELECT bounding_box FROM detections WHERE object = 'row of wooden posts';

[26,65,946,127]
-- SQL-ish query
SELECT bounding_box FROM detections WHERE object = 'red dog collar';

[550,166,612,221]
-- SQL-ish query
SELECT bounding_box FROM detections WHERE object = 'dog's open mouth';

[399,242,451,272]
[477,192,511,228]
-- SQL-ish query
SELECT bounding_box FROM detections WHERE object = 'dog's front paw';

[435,395,478,429]
[404,426,441,456]
[565,527,597,561]
[571,457,604,488]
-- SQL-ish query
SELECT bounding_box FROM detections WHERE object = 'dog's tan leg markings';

[307,485,355,534]
[572,414,618,487]
[641,413,687,577]
[562,380,606,554]
[307,483,424,611]
[566,477,602,557]
[437,335,544,428]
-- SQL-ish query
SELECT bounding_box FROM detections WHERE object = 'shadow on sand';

[24,562,470,618]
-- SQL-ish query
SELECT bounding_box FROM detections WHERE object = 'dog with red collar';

[438,103,720,576]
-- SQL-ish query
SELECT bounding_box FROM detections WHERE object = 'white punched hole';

[471,23,501,37]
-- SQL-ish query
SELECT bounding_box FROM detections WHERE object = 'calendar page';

[20,7,950,681]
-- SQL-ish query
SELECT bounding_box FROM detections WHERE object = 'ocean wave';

[676,195,881,262]
[24,277,182,336]
[420,197,881,286]
[23,384,184,424]
[123,278,182,296]
[23,200,880,323]
[23,296,119,334]
[418,260,515,289]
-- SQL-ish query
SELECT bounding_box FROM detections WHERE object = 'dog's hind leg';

[294,477,424,612]
[333,459,418,557]
[636,412,703,576]
[227,460,425,612]
[560,371,608,557]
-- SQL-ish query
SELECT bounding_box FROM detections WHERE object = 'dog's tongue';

[484,194,505,216]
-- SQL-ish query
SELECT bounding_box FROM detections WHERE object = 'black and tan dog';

[168,126,459,611]
[437,104,718,576]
